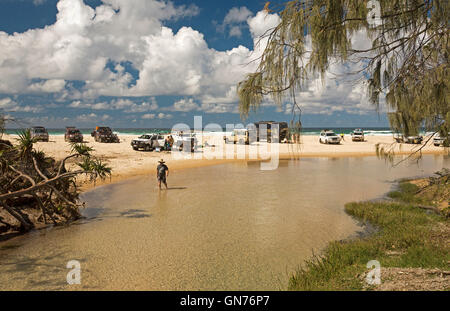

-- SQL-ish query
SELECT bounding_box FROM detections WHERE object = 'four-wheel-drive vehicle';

[64,127,83,142]
[174,133,198,152]
[91,126,120,143]
[224,129,250,145]
[351,129,365,142]
[393,133,423,144]
[30,126,49,142]
[319,130,341,144]
[131,134,165,151]
[433,132,449,147]
[255,121,289,143]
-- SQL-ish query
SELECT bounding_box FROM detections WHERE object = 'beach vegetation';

[0,129,112,234]
[16,129,37,160]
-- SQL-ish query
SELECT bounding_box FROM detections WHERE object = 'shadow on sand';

[165,187,187,190]
[120,209,152,218]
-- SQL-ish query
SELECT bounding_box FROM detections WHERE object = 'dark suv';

[64,127,83,143]
[30,126,49,142]
[91,126,120,143]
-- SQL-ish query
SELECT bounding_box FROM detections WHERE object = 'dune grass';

[288,181,450,291]
[386,182,423,203]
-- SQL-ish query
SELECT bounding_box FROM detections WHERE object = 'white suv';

[131,133,165,151]
[351,129,364,142]
[319,130,341,144]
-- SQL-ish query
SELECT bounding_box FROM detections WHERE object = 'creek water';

[0,155,448,290]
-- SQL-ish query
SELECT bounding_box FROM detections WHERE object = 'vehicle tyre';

[133,147,138,151]
[319,139,322,144]
[434,143,440,147]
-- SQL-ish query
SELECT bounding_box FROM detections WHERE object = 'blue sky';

[0,0,389,129]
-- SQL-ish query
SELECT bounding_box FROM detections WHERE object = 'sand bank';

[2,133,447,187]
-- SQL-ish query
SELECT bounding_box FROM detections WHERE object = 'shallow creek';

[0,155,448,290]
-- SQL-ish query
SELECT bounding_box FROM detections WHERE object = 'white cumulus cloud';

[0,0,380,118]
[218,6,253,38]
[0,1,278,103]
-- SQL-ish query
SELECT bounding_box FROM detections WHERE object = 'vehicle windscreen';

[326,133,336,136]
[33,128,46,133]
[98,128,111,133]
[68,130,80,134]
[139,135,151,139]
[353,132,363,135]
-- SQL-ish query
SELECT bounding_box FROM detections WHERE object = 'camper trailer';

[255,121,289,143]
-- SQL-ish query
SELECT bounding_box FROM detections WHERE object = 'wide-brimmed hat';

[158,159,165,163]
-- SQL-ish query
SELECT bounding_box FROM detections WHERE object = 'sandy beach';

[2,133,447,187]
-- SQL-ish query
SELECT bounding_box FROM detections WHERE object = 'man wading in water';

[156,159,169,190]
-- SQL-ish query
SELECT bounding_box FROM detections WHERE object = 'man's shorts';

[158,175,166,183]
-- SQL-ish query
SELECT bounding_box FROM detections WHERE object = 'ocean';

[4,127,397,136]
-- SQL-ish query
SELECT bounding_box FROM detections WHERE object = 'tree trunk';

[0,200,33,231]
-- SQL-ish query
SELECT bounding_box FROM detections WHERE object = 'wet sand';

[0,155,447,290]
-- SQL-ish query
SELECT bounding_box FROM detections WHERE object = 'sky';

[0,0,389,129]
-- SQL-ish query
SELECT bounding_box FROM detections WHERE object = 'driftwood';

[0,165,84,201]
[0,135,111,232]
[0,156,83,230]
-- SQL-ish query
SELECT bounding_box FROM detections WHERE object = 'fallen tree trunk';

[0,200,33,231]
